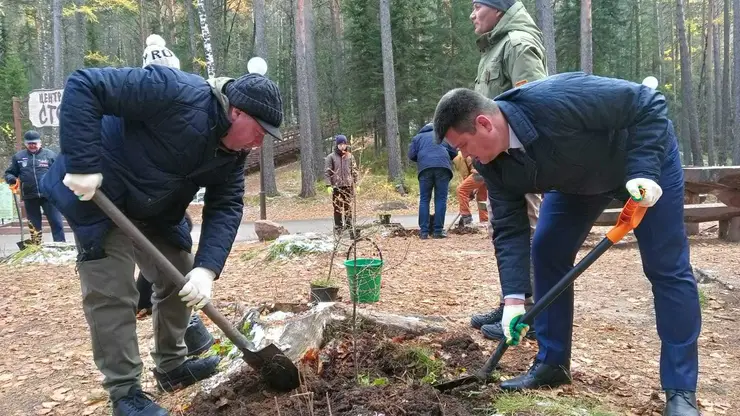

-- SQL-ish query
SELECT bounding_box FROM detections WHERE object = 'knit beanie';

[335,135,347,145]
[225,74,284,140]
[473,0,516,11]
[142,34,181,69]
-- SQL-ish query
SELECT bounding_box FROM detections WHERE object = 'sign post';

[27,88,64,128]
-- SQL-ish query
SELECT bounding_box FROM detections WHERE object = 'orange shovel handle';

[605,190,648,243]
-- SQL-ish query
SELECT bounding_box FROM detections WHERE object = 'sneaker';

[432,231,447,239]
[419,233,429,240]
[112,386,168,416]
[153,356,221,393]
[470,304,504,329]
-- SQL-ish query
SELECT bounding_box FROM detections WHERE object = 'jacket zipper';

[32,152,39,197]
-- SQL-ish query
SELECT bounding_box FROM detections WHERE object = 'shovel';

[434,193,647,392]
[91,191,300,392]
[9,182,26,250]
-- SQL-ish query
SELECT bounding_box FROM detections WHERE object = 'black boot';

[153,356,221,393]
[112,386,168,416]
[663,390,699,416]
[470,304,504,329]
[499,360,571,391]
[480,321,537,341]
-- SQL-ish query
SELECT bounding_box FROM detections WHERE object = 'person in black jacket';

[433,72,700,416]
[4,131,66,243]
[40,64,283,416]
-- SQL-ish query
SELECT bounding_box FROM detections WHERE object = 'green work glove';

[502,304,529,346]
[326,186,333,195]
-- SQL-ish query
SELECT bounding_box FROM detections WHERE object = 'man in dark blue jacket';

[433,72,700,416]
[40,64,283,416]
[408,123,457,239]
[5,130,66,243]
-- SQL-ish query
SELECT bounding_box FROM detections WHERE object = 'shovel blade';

[240,343,300,392]
[16,241,25,250]
[433,374,480,391]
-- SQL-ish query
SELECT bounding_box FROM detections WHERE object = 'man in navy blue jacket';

[408,123,457,238]
[41,64,283,416]
[433,73,700,416]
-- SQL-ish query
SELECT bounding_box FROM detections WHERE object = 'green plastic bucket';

[344,258,384,303]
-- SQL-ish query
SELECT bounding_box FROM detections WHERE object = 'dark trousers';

[531,142,700,391]
[137,271,154,311]
[418,168,452,235]
[24,197,66,242]
[332,186,353,229]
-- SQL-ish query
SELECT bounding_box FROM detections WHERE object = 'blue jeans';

[531,142,700,391]
[418,168,452,235]
[24,197,66,242]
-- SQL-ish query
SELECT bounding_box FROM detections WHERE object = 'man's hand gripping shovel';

[433,192,648,392]
[91,192,300,391]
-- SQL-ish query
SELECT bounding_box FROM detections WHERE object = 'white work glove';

[502,304,529,346]
[63,173,103,201]
[625,178,663,207]
[178,267,216,310]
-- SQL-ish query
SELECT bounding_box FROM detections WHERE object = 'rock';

[374,201,409,211]
[254,220,288,241]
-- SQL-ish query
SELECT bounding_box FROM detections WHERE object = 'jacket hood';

[206,77,234,139]
[477,2,543,50]
[418,123,434,134]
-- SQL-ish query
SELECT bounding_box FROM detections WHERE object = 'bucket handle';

[345,237,383,264]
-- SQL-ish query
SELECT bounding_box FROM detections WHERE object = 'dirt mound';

[185,324,494,415]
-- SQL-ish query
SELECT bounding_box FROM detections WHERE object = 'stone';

[254,220,288,241]
[373,201,409,211]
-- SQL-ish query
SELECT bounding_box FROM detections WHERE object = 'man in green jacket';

[468,0,549,341]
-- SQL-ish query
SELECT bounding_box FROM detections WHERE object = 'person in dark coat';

[432,72,701,416]
[40,64,283,416]
[408,123,457,239]
[4,131,66,243]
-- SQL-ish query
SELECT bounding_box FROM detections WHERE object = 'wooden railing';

[245,120,340,173]
[594,166,740,241]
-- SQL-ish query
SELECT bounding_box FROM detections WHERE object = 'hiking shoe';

[459,215,473,227]
[112,386,168,416]
[432,231,447,239]
[470,304,504,329]
[663,390,699,416]
[153,356,221,393]
[481,321,537,341]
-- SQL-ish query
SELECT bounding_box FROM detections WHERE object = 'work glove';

[63,173,103,201]
[178,267,216,310]
[625,178,662,207]
[502,304,529,346]
[326,186,334,195]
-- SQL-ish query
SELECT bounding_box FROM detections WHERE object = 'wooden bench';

[594,166,740,242]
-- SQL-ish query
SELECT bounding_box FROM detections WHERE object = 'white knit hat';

[142,34,180,69]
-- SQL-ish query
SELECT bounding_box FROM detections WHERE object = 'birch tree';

[196,0,215,78]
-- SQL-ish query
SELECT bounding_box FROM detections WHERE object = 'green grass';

[399,345,445,384]
[698,288,708,309]
[490,392,617,416]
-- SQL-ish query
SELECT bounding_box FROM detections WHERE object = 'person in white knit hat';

[142,34,181,69]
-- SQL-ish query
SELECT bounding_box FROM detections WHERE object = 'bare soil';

[0,225,737,415]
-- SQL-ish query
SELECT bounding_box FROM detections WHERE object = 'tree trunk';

[705,0,716,165]
[634,0,641,79]
[654,0,663,80]
[733,0,740,163]
[330,0,344,126]
[580,0,593,73]
[295,0,316,197]
[676,0,703,165]
[52,0,62,88]
[185,0,198,73]
[303,0,323,179]
[722,0,733,163]
[75,0,86,69]
[535,0,557,74]
[196,0,216,78]
[712,8,722,163]
[253,0,278,197]
[379,0,404,192]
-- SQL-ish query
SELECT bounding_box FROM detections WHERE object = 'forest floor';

[0,224,738,415]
